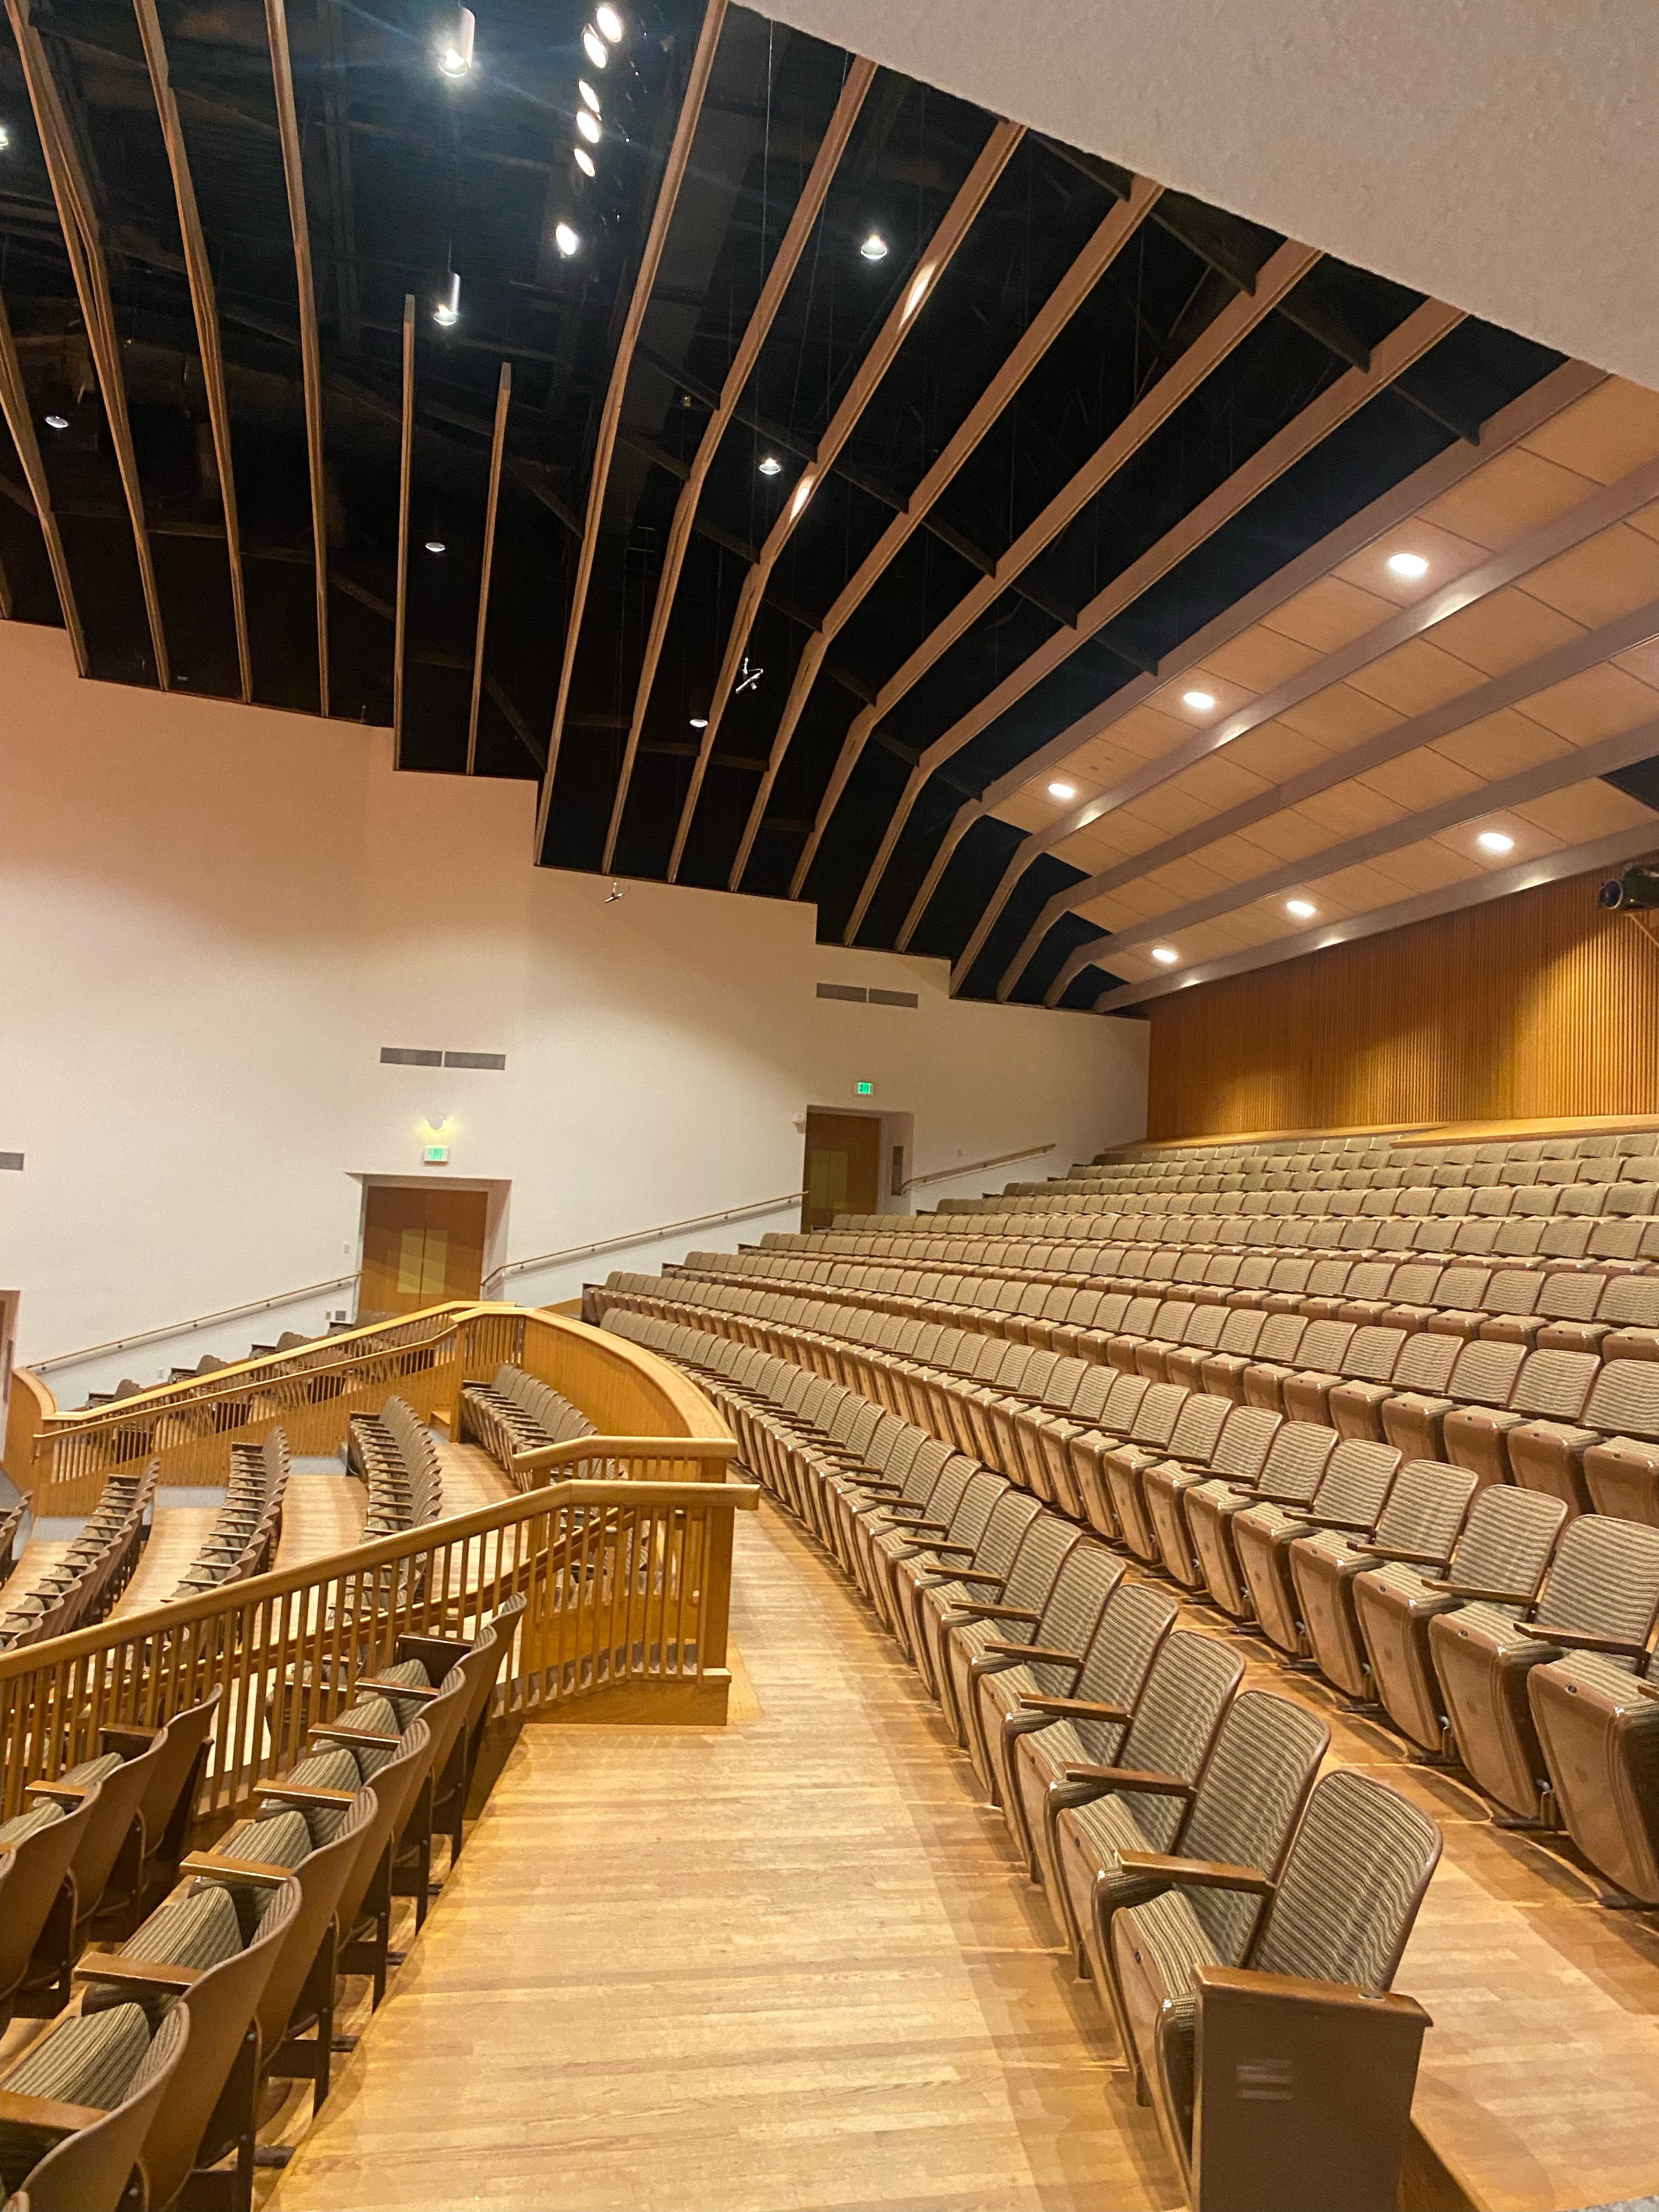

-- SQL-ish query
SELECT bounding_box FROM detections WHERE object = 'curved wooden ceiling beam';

[1013,444,1659,1006]
[855,295,1462,958]
[5,0,171,689]
[808,236,1323,937]
[0,283,87,673]
[263,0,330,718]
[664,112,1025,883]
[1040,589,1659,1006]
[466,361,512,775]
[133,0,252,703]
[921,358,1603,980]
[600,54,878,876]
[534,0,731,857]
[725,171,1163,892]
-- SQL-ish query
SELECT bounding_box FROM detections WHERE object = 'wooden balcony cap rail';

[511,1435,734,1474]
[0,1469,753,1681]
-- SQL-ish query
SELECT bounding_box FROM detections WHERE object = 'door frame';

[348,1174,512,1313]
[799,1105,914,1228]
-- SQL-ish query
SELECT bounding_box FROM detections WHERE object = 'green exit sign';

[854,1081,873,1097]
[422,1144,450,1164]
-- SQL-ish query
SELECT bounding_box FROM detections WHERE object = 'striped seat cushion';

[0,1799,65,1847]
[216,1806,315,1867]
[60,1751,127,1788]
[122,1881,244,1969]
[283,1746,365,1839]
[0,2003,154,2187]
[1064,1783,1162,1881]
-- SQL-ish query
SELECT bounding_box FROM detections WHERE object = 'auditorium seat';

[1231,1441,1404,1656]
[950,1541,1122,1799]
[1179,1424,1340,1621]
[0,1994,190,2212]
[1428,1514,1659,1820]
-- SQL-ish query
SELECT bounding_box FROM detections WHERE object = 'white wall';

[1,623,1147,1401]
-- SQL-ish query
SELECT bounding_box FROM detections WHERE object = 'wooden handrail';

[899,1142,1055,1194]
[512,1434,734,1475]
[30,1273,363,1375]
[485,1190,809,1289]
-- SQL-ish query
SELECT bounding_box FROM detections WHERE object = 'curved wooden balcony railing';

[13,1302,727,1519]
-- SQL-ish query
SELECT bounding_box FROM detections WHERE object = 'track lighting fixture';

[433,270,461,326]
[437,7,475,77]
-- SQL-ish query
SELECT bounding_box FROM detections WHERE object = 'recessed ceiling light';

[1285,898,1317,919]
[0,125,10,151]
[573,146,595,177]
[433,270,460,326]
[758,454,782,478]
[860,232,888,262]
[579,78,600,111]
[1182,689,1216,712]
[425,539,446,554]
[1151,946,1179,966]
[1047,781,1076,801]
[582,25,607,67]
[595,3,624,40]
[43,411,68,430]
[1477,830,1515,855]
[576,109,601,143]
[554,221,579,257]
[690,716,708,730]
[437,5,475,76]
[1387,551,1429,579]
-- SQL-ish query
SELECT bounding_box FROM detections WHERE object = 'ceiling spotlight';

[433,270,460,326]
[690,716,708,729]
[1477,830,1515,855]
[860,231,888,262]
[595,2,623,39]
[1285,898,1317,919]
[758,454,782,478]
[582,24,607,67]
[1182,689,1216,712]
[579,78,600,111]
[425,539,446,554]
[0,124,10,151]
[1150,946,1180,966]
[437,5,475,76]
[576,108,601,143]
[573,146,595,177]
[1047,781,1076,801]
[554,221,579,257]
[43,410,69,430]
[1387,550,1429,579]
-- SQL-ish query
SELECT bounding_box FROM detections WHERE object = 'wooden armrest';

[309,1724,400,1749]
[957,1604,1041,1624]
[1355,1546,1450,1567]
[75,1951,203,1992]
[1060,1767,1193,1797]
[1019,1697,1128,1721]
[98,1723,161,1756]
[1528,1624,1651,1657]
[1191,1961,1431,2024]
[921,1541,978,1558]
[939,1567,1005,1587]
[355,1677,440,1702]
[395,1633,468,1674]
[1423,1581,1534,1603]
[180,1850,298,1888]
[1285,1514,1375,1533]
[883,1514,946,1531]
[1115,1850,1273,1895]
[258,1781,359,1810]
[0,2089,109,2133]
[25,1780,92,1805]
[984,1644,1082,1665]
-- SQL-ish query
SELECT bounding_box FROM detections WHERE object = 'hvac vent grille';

[381,1047,507,1070]
[816,983,917,1007]
[0,1152,22,1171]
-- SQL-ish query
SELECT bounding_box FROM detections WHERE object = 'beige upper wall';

[0,623,1146,1390]
[759,0,1659,388]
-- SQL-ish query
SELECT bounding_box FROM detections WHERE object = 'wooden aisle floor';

[268,1501,1182,2212]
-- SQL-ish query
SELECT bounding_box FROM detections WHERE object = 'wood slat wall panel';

[1144,848,1659,1137]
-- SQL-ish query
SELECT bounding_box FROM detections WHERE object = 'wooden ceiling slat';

[465,362,512,775]
[0,283,86,672]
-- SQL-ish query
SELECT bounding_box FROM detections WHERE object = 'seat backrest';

[0,1790,98,2010]
[1509,1348,1601,1422]
[7,1999,190,2212]
[1583,1359,1659,1442]
[1308,1440,1402,1529]
[940,1472,1007,1550]
[1534,1514,1659,1644]
[68,1737,173,1928]
[970,1493,1045,1578]
[1448,1486,1568,1596]
[1372,1459,1478,1555]
[1446,1338,1526,1408]
[1035,1544,1122,1663]
[1073,1579,1178,1753]
[1257,1422,1339,1506]
[1113,1632,1245,1849]
[1177,1691,1330,1966]
[138,1689,223,1863]
[1389,1333,1461,1394]
[1128,1383,1188,1447]
[1250,1770,1441,1993]
[1209,1406,1282,1483]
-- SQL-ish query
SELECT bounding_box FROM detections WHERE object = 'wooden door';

[358,1186,489,1319]
[802,1111,882,1233]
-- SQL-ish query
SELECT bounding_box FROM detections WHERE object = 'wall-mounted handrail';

[32,1273,362,1374]
[899,1141,1054,1193]
[484,1189,809,1290]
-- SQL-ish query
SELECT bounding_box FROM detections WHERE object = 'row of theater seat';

[0,1596,524,2212]
[0,1468,159,1652]
[604,1307,1443,2207]
[459,1364,596,1488]
[346,1396,443,1537]
[168,1431,291,1601]
[605,1283,1659,1908]
[1006,1126,1659,1195]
